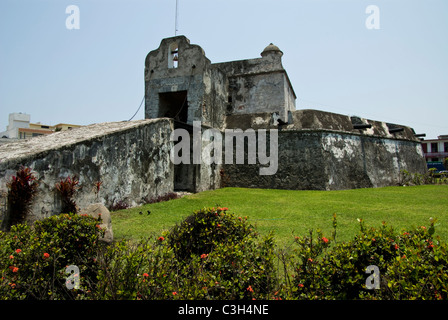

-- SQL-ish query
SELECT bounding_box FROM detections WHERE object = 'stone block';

[79,203,113,244]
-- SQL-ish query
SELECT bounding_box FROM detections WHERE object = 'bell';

[173,55,178,61]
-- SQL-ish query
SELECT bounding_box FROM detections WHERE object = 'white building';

[421,135,448,163]
[1,113,81,141]
[0,113,31,139]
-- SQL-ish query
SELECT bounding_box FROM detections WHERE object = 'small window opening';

[168,43,179,68]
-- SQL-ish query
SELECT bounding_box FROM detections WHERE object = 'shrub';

[2,166,38,231]
[197,232,278,299]
[1,206,447,300]
[166,207,254,261]
[285,216,448,300]
[55,176,80,213]
[400,169,448,186]
[78,207,278,300]
[0,213,104,299]
[164,207,278,299]
[368,219,448,300]
[93,237,178,300]
[109,200,129,212]
[146,192,179,204]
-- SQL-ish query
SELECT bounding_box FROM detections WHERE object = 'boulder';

[79,203,113,244]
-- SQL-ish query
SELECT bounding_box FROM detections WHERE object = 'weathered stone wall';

[221,130,426,190]
[221,110,427,190]
[145,36,228,130]
[0,119,174,223]
[212,51,296,122]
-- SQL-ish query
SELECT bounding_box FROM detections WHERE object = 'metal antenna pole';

[175,0,179,36]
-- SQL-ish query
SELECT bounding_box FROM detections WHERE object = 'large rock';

[79,203,113,244]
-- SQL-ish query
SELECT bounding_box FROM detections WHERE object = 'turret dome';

[261,43,283,57]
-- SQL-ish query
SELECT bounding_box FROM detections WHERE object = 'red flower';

[158,236,165,242]
[394,244,399,250]
[9,255,14,259]
[298,283,304,288]
[9,266,19,273]
[15,249,21,254]
[222,207,229,211]
[43,253,50,259]
[246,285,254,292]
[172,291,178,296]
[200,254,208,259]
[321,237,329,243]
[142,273,149,278]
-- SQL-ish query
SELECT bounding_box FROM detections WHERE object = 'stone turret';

[145,36,296,128]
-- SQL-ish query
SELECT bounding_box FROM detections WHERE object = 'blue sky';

[1,0,447,139]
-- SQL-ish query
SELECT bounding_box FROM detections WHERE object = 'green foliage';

[2,166,38,231]
[82,207,278,300]
[1,206,447,300]
[165,207,254,260]
[93,238,178,300]
[374,219,448,300]
[0,213,104,299]
[400,169,448,186]
[164,207,278,299]
[199,232,278,299]
[283,215,448,300]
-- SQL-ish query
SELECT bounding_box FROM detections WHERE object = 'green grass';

[111,185,448,248]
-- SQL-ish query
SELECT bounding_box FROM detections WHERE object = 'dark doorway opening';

[158,91,188,123]
[173,121,197,193]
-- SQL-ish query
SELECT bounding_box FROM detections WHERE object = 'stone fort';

[0,36,426,222]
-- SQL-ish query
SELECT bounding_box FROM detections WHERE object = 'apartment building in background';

[0,113,81,141]
[420,135,448,172]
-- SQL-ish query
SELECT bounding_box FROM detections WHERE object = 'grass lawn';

[111,185,448,248]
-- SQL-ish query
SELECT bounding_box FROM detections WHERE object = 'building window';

[168,43,179,69]
[422,143,427,153]
[444,142,448,153]
[431,143,438,153]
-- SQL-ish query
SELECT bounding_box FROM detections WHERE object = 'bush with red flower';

[286,216,448,300]
[0,213,104,299]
